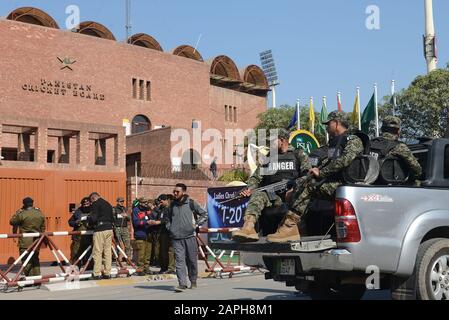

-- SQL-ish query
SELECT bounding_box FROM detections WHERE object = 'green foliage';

[379,64,449,141]
[218,169,249,183]
[255,104,327,146]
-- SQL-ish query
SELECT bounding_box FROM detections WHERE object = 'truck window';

[445,146,449,179]
[413,149,429,180]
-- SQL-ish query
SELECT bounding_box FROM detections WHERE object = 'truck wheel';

[416,238,449,300]
[309,281,366,300]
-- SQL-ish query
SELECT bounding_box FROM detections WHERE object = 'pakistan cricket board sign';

[289,130,320,155]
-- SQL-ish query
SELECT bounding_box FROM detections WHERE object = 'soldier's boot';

[231,215,259,242]
[266,211,301,243]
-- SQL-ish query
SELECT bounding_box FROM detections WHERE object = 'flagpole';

[323,96,329,143]
[357,87,361,130]
[337,92,342,111]
[310,97,315,134]
[374,83,379,137]
[296,98,301,130]
[391,80,396,116]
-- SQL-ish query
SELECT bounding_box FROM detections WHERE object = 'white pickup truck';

[212,138,449,300]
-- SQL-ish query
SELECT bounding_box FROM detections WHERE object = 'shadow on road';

[134,285,175,292]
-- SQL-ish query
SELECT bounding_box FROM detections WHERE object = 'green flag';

[361,93,375,134]
[317,98,328,136]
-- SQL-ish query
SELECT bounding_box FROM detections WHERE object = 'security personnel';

[113,197,131,261]
[232,128,311,242]
[271,111,364,243]
[68,197,93,265]
[372,116,422,183]
[150,194,176,274]
[10,197,46,277]
[89,192,114,280]
[132,198,152,276]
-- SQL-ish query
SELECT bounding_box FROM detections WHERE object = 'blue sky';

[2,0,448,111]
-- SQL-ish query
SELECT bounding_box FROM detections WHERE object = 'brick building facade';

[0,7,267,261]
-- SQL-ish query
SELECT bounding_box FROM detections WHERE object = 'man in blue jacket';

[166,184,207,292]
[132,198,153,276]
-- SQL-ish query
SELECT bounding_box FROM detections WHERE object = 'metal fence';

[126,163,245,181]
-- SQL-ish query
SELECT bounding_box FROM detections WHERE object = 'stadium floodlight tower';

[125,0,132,42]
[424,0,437,73]
[260,50,280,109]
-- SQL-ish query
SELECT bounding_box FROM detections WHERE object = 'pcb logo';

[58,57,77,71]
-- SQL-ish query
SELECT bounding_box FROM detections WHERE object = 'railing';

[0,231,136,291]
[127,163,248,181]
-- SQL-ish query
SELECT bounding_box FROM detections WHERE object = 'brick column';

[35,127,48,164]
[57,136,70,164]
[95,139,106,165]
[79,131,90,166]
[18,133,31,161]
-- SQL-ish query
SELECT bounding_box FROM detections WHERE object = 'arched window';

[77,21,116,40]
[172,45,203,62]
[7,7,59,29]
[131,115,151,134]
[209,55,241,82]
[128,33,163,52]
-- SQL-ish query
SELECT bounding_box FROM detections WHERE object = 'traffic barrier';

[197,227,258,278]
[0,231,136,291]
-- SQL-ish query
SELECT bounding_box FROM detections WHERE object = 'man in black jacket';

[167,184,207,292]
[89,192,114,280]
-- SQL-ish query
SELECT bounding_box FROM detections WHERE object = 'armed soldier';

[68,197,93,265]
[232,129,311,242]
[113,197,131,262]
[371,116,422,183]
[10,197,46,277]
[268,111,364,243]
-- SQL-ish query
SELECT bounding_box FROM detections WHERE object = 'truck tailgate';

[210,236,337,253]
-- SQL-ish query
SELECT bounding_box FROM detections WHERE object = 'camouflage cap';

[270,128,291,141]
[322,111,349,126]
[382,116,401,129]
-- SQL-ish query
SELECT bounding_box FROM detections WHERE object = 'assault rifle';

[217,180,290,205]
[217,156,332,206]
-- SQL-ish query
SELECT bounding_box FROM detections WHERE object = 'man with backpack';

[166,183,207,292]
[370,116,422,184]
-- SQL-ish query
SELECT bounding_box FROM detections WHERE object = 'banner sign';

[207,186,249,242]
[289,130,320,155]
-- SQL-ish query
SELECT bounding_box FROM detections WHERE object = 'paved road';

[0,273,391,300]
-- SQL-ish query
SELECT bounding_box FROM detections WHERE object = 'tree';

[255,104,327,146]
[379,63,449,142]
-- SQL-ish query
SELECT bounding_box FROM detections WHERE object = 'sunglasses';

[173,190,181,194]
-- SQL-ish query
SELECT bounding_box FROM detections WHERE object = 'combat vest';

[260,150,300,187]
[113,206,128,228]
[309,146,329,168]
[333,131,381,185]
[78,213,91,231]
[370,137,410,185]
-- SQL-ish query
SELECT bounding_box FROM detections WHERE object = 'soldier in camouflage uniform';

[9,197,46,277]
[375,116,422,182]
[278,112,364,242]
[113,197,132,261]
[68,197,93,266]
[232,129,311,243]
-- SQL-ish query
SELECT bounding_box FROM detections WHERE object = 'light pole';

[260,50,280,109]
[424,0,437,73]
[125,0,132,42]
